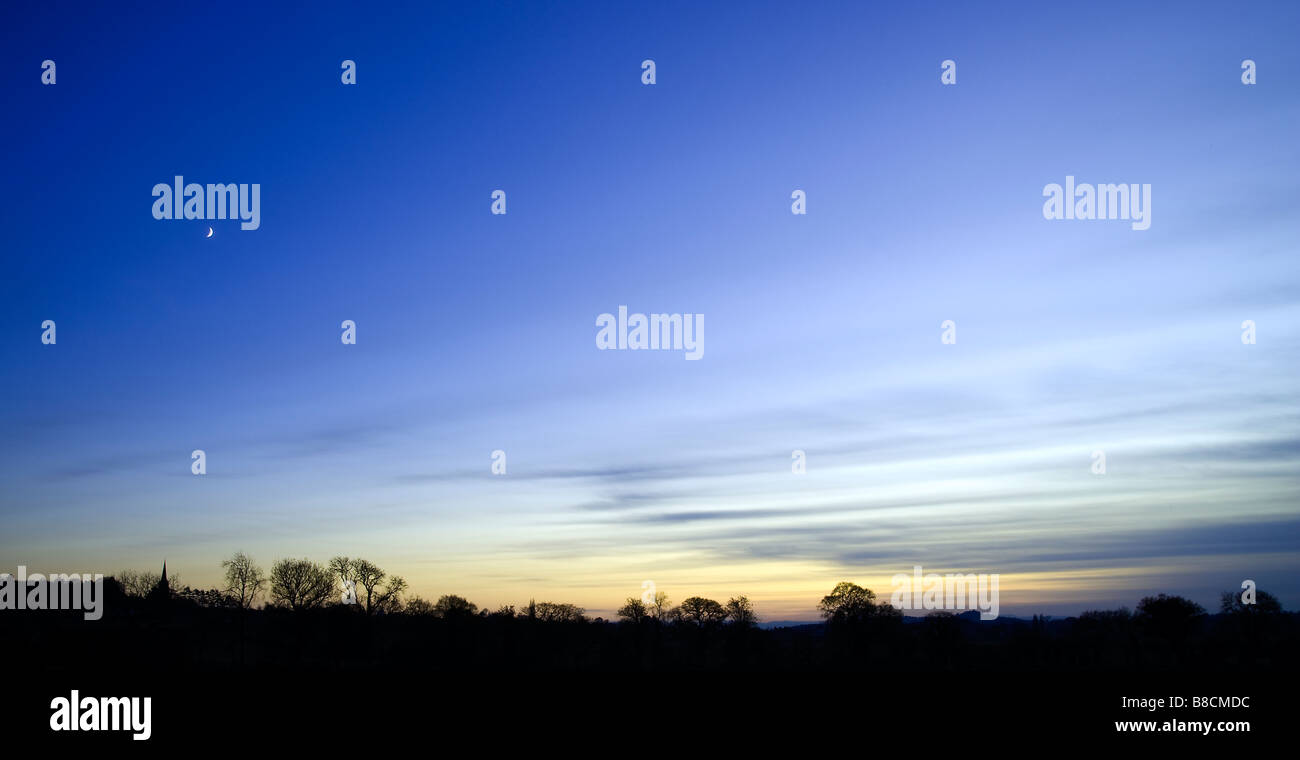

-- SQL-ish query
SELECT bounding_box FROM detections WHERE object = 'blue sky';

[2,0,1298,619]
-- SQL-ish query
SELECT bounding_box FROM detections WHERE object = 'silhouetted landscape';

[8,0,1300,745]
[5,556,1296,675]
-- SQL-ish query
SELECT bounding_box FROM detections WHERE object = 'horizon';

[4,0,1300,623]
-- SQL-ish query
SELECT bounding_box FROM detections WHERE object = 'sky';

[1,0,1298,620]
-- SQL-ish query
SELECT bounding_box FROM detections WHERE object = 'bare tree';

[117,569,181,598]
[724,595,759,627]
[221,551,266,609]
[116,570,147,597]
[351,558,406,614]
[649,591,671,622]
[269,558,336,611]
[404,596,436,616]
[617,597,649,623]
[371,575,407,614]
[533,602,586,622]
[352,559,385,613]
[328,556,358,588]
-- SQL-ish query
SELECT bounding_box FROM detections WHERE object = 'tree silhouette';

[176,586,238,609]
[327,556,360,599]
[649,591,671,623]
[403,596,436,616]
[532,602,586,622]
[1135,593,1205,644]
[117,568,181,598]
[724,596,758,627]
[818,581,878,624]
[432,594,478,618]
[221,551,266,610]
[350,559,407,614]
[372,575,407,614]
[269,558,335,611]
[20,549,1300,674]
[1220,588,1282,615]
[617,597,649,623]
[677,597,726,628]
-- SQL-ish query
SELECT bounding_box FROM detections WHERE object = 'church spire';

[147,559,172,604]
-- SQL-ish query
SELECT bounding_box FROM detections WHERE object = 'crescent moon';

[205,227,214,238]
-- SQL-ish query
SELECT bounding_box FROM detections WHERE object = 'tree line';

[115,551,764,626]
[115,553,1288,630]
